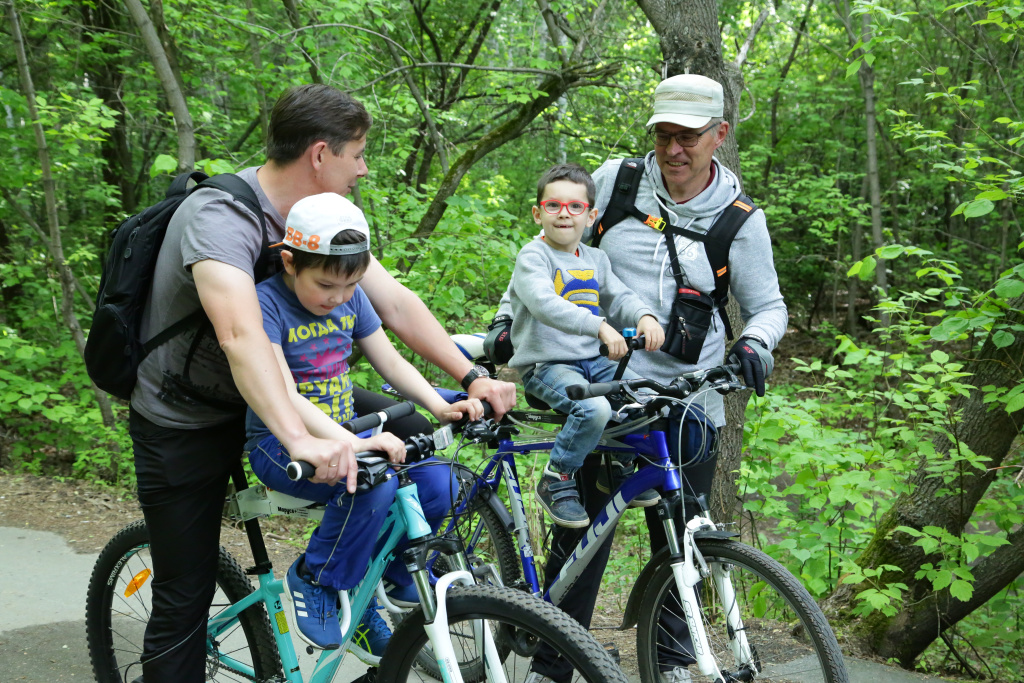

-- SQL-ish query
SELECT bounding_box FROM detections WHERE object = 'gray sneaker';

[537,464,589,528]
[660,667,693,683]
[596,459,661,507]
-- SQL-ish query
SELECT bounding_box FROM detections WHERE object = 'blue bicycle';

[439,334,849,683]
[85,403,628,683]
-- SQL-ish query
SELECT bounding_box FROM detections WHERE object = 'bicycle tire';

[85,520,282,683]
[379,584,628,683]
[636,538,848,683]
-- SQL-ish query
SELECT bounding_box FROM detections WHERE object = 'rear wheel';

[380,584,627,683]
[85,520,282,683]
[635,538,848,683]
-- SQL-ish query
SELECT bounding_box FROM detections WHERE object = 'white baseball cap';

[645,74,724,130]
[281,192,370,255]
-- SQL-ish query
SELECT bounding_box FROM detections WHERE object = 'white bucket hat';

[646,74,724,130]
[281,192,370,255]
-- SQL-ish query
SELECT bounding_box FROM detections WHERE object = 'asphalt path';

[0,526,956,683]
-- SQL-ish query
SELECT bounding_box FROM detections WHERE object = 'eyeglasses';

[649,121,721,148]
[539,200,590,216]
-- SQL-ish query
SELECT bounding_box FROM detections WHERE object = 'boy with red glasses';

[507,163,664,527]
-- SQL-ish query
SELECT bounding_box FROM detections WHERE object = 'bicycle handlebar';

[564,361,744,402]
[286,431,438,483]
[340,401,416,434]
[598,334,647,358]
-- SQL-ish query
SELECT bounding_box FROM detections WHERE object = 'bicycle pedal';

[602,641,620,664]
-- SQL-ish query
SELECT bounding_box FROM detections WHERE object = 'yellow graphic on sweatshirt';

[553,269,599,314]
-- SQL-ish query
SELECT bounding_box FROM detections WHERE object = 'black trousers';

[531,452,719,682]
[130,388,426,683]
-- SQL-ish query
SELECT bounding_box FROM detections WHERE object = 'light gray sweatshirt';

[507,239,653,371]
[499,155,787,425]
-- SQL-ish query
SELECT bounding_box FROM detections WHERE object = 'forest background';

[1,0,1022,679]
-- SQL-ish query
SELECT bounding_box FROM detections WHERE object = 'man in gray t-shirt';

[129,85,516,682]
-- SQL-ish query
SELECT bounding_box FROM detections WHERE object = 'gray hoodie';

[500,154,787,425]
[507,239,654,370]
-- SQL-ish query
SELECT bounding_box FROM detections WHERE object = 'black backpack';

[84,171,271,400]
[591,158,756,339]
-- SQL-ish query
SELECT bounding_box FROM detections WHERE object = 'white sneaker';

[660,667,693,683]
[524,672,555,683]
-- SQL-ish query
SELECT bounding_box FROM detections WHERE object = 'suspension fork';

[496,447,542,594]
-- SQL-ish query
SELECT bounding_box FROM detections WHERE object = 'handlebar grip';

[286,460,316,481]
[565,382,617,400]
[342,401,417,434]
[599,334,647,357]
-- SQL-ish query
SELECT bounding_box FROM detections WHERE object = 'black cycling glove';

[484,315,514,365]
[727,336,774,397]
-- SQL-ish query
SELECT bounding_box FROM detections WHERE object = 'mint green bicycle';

[85,403,627,683]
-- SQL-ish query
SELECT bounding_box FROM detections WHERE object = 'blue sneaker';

[382,578,420,608]
[285,555,342,650]
[347,598,392,665]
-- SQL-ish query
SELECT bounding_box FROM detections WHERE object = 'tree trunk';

[80,1,137,213]
[636,0,756,526]
[854,13,889,323]
[123,0,195,172]
[829,294,1024,665]
[8,0,116,428]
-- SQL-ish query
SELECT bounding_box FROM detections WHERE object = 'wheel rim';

[645,553,839,682]
[102,543,268,682]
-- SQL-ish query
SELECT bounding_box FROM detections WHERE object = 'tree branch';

[733,7,770,68]
[123,0,194,171]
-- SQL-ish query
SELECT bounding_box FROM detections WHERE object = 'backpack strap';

[141,174,272,355]
[702,194,756,340]
[198,174,274,278]
[592,158,648,248]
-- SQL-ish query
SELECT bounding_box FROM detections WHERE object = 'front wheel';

[379,584,627,683]
[85,520,282,683]
[636,538,848,683]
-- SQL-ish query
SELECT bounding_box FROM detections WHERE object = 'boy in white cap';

[493,74,787,683]
[245,192,481,654]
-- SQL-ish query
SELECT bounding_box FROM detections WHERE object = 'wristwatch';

[741,334,768,349]
[460,364,491,391]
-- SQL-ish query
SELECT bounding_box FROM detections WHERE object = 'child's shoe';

[537,463,589,528]
[596,458,661,507]
[382,578,420,608]
[348,598,392,665]
[285,555,342,650]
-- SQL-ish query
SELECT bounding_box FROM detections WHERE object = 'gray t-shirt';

[131,166,286,429]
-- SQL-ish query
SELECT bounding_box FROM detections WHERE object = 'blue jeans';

[248,433,457,591]
[524,357,639,474]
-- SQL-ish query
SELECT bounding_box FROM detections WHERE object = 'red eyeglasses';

[539,200,590,216]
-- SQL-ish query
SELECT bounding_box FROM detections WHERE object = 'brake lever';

[463,419,498,442]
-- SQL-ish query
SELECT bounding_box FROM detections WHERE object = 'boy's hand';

[439,398,484,423]
[467,378,515,419]
[361,432,407,465]
[598,322,628,360]
[637,315,665,351]
[289,435,358,491]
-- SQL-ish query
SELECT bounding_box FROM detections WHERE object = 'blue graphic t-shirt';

[244,272,381,448]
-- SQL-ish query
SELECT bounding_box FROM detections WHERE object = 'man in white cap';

[499,74,787,683]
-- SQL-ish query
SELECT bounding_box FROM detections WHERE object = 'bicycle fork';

[662,511,757,682]
[399,482,506,683]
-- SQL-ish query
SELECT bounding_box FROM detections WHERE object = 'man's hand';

[727,336,774,397]
[360,432,407,465]
[467,377,516,419]
[636,315,665,352]
[598,322,628,360]
[288,435,358,491]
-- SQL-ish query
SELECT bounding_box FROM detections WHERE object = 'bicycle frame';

[449,414,755,681]
[223,469,501,683]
